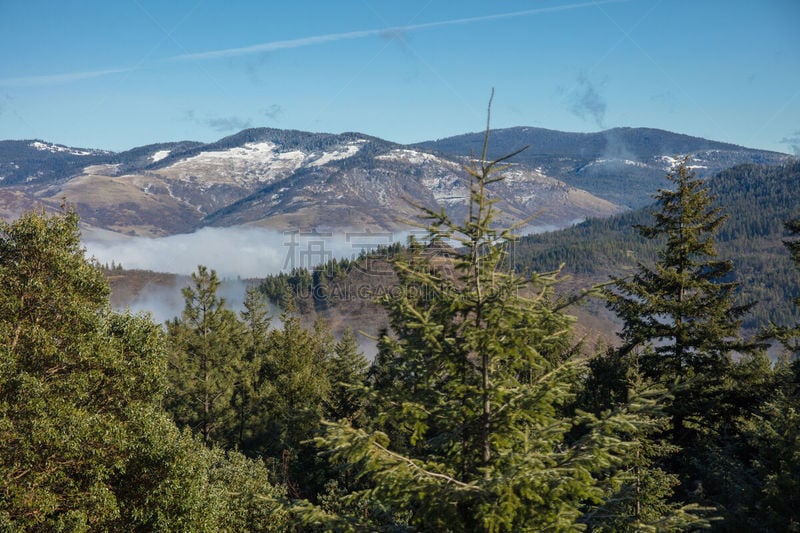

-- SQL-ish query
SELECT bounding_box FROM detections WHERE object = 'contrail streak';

[0,0,631,87]
[0,67,134,87]
[172,0,631,61]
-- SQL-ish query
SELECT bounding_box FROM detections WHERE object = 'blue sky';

[1,0,798,154]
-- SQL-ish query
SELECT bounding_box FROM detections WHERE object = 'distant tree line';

[514,161,800,333]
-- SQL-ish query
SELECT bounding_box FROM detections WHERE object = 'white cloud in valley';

[83,225,414,279]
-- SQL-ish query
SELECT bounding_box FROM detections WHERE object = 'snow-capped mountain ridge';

[0,126,788,237]
[29,141,110,156]
[417,126,791,208]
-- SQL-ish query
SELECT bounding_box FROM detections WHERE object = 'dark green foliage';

[232,285,273,450]
[516,161,800,334]
[605,159,757,385]
[260,267,315,314]
[326,328,369,423]
[575,173,800,531]
[765,218,800,357]
[0,209,131,528]
[580,350,712,532]
[110,412,288,532]
[736,219,800,531]
[599,159,773,527]
[258,244,405,315]
[256,315,332,458]
[166,266,245,447]
[246,314,333,498]
[742,358,800,532]
[165,272,341,498]
[786,219,800,267]
[0,209,288,530]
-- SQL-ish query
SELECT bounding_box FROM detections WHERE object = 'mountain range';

[416,127,790,208]
[0,127,790,237]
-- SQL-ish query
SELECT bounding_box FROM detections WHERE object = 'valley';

[3,125,794,346]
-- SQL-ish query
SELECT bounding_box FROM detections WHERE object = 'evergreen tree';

[257,311,332,497]
[603,158,756,441]
[297,100,664,532]
[0,210,288,530]
[741,218,800,531]
[601,159,765,529]
[0,209,129,528]
[743,357,800,532]
[111,403,289,532]
[166,265,244,447]
[259,313,332,457]
[232,285,272,451]
[786,218,800,267]
[768,218,800,356]
[580,349,705,532]
[326,327,369,423]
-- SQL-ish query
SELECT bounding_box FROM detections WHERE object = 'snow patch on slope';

[151,150,170,162]
[29,141,102,156]
[579,158,651,172]
[660,155,685,169]
[166,142,307,186]
[421,174,469,205]
[659,155,707,170]
[309,140,367,167]
[376,149,457,167]
[162,140,368,187]
[183,142,285,163]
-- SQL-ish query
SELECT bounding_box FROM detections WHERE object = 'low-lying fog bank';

[83,225,425,278]
[82,223,565,360]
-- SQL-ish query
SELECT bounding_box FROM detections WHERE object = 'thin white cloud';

[0,0,630,88]
[174,28,386,61]
[172,0,631,61]
[0,67,134,87]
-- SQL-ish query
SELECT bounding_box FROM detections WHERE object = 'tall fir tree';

[166,265,244,447]
[601,158,766,529]
[296,98,670,532]
[603,158,756,440]
[742,217,800,531]
[255,311,332,496]
[325,327,369,423]
[768,218,800,356]
[581,348,712,531]
[232,285,272,451]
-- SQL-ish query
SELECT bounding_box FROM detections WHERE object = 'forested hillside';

[514,161,800,332]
